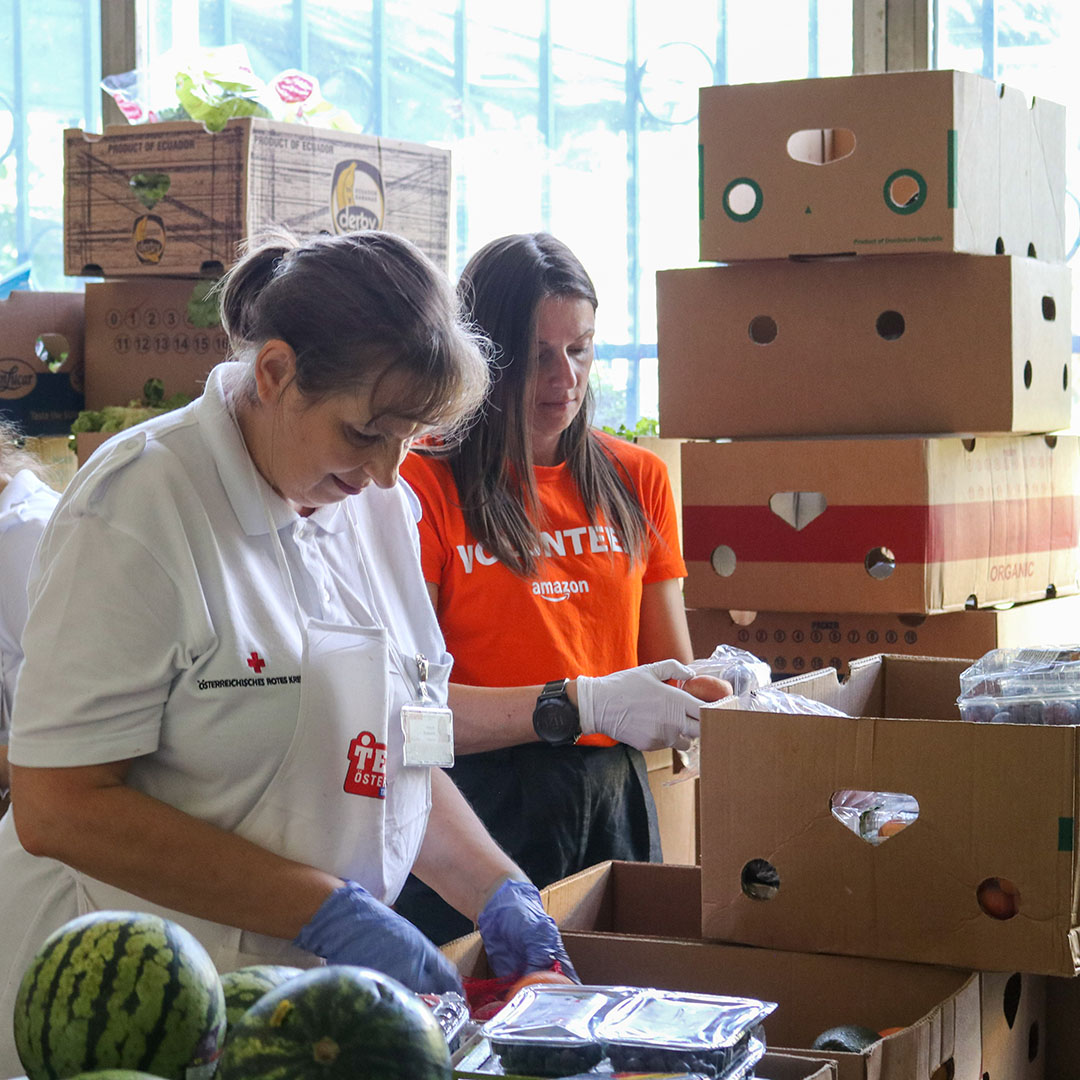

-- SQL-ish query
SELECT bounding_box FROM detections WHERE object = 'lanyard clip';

[415,653,432,702]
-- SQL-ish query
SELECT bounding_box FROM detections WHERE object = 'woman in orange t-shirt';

[396,233,730,944]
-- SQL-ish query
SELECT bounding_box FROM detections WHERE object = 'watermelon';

[13,910,226,1080]
[216,966,451,1080]
[219,966,303,1033]
[63,1073,169,1079]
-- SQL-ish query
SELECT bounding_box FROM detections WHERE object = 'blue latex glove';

[294,880,463,994]
[477,878,580,983]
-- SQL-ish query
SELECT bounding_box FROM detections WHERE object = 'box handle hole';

[1042,295,1056,321]
[34,333,70,374]
[769,490,827,531]
[1024,360,1033,388]
[1029,1020,1040,1061]
[785,127,856,165]
[830,790,919,844]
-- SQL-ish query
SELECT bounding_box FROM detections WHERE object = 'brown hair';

[426,232,651,576]
[218,229,490,437]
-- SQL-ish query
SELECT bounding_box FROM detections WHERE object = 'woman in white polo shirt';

[0,423,60,817]
[0,231,578,1076]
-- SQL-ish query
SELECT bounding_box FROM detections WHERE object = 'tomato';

[505,969,575,1001]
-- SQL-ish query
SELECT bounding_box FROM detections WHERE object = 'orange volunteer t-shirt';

[399,432,686,695]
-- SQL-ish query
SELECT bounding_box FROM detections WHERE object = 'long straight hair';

[438,233,651,577]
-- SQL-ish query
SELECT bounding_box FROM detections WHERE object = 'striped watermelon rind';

[63,1073,170,1079]
[13,910,226,1080]
[216,965,451,1080]
[219,965,303,1033]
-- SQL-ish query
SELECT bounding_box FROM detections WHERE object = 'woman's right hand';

[293,879,463,995]
[574,660,732,752]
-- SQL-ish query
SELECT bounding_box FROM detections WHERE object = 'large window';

[2,0,850,428]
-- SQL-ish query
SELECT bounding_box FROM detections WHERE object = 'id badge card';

[401,653,455,767]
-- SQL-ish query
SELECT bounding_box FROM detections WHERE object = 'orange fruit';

[878,819,909,838]
[878,1026,905,1037]
[505,969,575,1001]
[977,877,1020,920]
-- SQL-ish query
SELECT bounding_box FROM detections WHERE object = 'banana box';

[64,119,451,276]
[0,290,84,436]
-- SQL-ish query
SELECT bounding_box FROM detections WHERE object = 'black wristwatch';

[532,678,581,747]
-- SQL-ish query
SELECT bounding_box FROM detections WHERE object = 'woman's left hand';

[477,878,579,982]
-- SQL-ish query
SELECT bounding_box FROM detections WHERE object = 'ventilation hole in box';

[740,858,779,900]
[785,127,856,165]
[930,1060,954,1080]
[978,878,1021,921]
[1003,973,1022,1028]
[1024,360,1033,388]
[724,178,763,221]
[1042,295,1057,321]
[875,310,905,340]
[1064,364,1070,392]
[898,614,926,628]
[710,545,736,577]
[961,438,977,452]
[982,1074,989,1080]
[201,260,225,276]
[1029,1020,1040,1061]
[748,315,778,345]
[885,171,925,212]
[34,333,70,374]
[1046,583,1058,599]
[995,237,1006,254]
[1045,434,1058,450]
[1028,242,1038,258]
[965,595,979,610]
[80,263,105,277]
[864,546,895,580]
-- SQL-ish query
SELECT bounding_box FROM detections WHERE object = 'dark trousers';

[395,741,661,945]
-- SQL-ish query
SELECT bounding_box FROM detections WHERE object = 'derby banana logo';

[330,160,384,234]
[132,214,166,264]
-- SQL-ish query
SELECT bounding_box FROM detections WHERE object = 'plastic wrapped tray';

[419,990,471,1052]
[479,984,775,1079]
[957,645,1080,724]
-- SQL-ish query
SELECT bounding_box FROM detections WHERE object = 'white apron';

[2,495,442,975]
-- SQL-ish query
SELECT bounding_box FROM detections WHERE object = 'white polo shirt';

[9,363,450,833]
[0,469,59,744]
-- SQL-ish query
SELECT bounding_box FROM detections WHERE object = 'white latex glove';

[576,659,702,752]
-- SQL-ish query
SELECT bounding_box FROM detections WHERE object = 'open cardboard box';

[685,593,1080,681]
[0,291,85,436]
[657,255,1072,440]
[681,435,1080,615]
[699,654,1080,977]
[64,118,451,276]
[444,862,1044,1080]
[698,69,1065,262]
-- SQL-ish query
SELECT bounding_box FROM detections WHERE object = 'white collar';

[195,363,349,537]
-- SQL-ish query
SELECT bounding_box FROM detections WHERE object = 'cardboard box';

[445,861,1045,1080]
[83,278,230,408]
[686,593,1080,679]
[0,291,84,436]
[644,748,697,866]
[681,435,1080,614]
[699,654,1080,976]
[657,256,1073,439]
[698,69,1066,262]
[64,119,451,276]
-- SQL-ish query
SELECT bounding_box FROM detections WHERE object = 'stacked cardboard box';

[63,117,452,464]
[660,68,1076,674]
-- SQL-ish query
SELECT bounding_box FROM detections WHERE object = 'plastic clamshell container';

[596,991,776,1077]
[480,984,628,1077]
[957,645,1080,724]
[418,990,470,1052]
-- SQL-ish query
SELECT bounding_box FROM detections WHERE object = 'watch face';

[534,697,580,745]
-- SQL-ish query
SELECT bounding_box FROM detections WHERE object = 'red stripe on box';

[682,498,1080,564]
